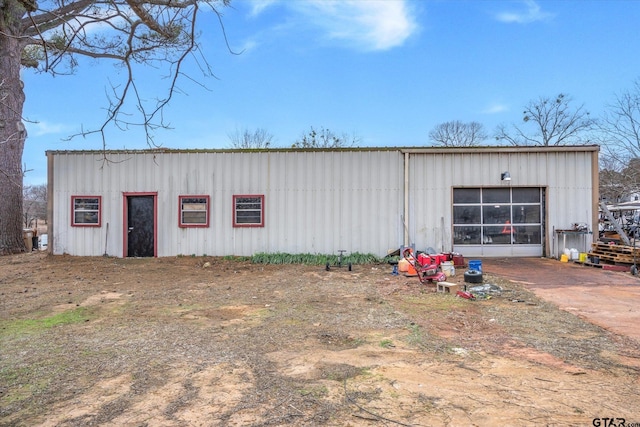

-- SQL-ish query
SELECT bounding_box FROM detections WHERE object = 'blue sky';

[22,0,640,185]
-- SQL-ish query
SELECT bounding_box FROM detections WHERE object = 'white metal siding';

[408,150,594,257]
[50,150,404,257]
[49,147,596,258]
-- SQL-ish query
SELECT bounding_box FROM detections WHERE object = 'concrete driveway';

[481,257,640,342]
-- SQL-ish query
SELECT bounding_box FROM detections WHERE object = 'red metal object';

[403,248,447,285]
[417,253,432,265]
[456,290,476,300]
[431,254,443,265]
[452,254,465,267]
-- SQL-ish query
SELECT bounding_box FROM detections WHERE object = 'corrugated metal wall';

[407,149,595,256]
[49,147,596,258]
[50,150,404,257]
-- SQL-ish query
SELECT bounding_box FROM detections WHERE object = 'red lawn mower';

[402,248,447,285]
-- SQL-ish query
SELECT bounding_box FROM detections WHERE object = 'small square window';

[233,195,264,227]
[179,195,210,227]
[71,196,102,227]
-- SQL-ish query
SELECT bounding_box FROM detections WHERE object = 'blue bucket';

[468,259,482,272]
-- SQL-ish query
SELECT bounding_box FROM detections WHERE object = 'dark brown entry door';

[126,196,155,257]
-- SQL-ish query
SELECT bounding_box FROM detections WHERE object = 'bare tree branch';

[495,94,595,146]
[292,126,361,149]
[599,79,640,161]
[428,121,487,147]
[16,0,232,150]
[228,127,274,149]
[0,0,232,253]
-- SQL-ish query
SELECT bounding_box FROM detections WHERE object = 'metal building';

[46,145,599,258]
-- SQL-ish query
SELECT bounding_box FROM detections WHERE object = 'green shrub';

[251,252,380,265]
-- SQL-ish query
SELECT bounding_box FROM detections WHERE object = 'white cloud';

[481,103,509,114]
[258,0,418,52]
[236,38,258,54]
[26,120,69,137]
[495,0,554,24]
[248,0,278,17]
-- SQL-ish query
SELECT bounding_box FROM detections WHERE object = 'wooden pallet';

[591,241,638,253]
[589,242,639,266]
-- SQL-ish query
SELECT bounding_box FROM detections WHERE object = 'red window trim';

[178,195,210,228]
[233,194,265,228]
[71,195,102,227]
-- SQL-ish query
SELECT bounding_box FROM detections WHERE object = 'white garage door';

[452,187,544,257]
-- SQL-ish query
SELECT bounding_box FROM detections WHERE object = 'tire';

[348,263,353,271]
[325,262,331,271]
[464,269,483,284]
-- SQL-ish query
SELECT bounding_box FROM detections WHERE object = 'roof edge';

[400,145,600,154]
[46,144,600,156]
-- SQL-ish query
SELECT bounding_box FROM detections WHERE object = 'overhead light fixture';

[501,172,511,181]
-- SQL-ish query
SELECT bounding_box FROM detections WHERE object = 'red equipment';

[403,248,447,284]
[456,290,476,300]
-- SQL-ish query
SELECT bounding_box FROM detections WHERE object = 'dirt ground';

[1,252,640,427]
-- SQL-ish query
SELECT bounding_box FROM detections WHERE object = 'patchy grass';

[379,339,395,348]
[0,307,90,336]
[404,323,426,348]
[0,366,52,404]
[299,385,329,398]
[400,293,469,312]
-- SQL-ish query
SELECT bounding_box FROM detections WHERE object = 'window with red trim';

[71,196,102,227]
[233,195,264,227]
[179,195,210,227]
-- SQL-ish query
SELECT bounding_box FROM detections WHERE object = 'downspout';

[591,147,600,246]
[404,151,410,247]
[46,152,54,254]
[266,150,270,254]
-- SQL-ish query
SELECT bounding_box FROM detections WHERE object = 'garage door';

[452,187,544,257]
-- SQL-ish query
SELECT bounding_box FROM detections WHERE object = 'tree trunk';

[0,1,28,254]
